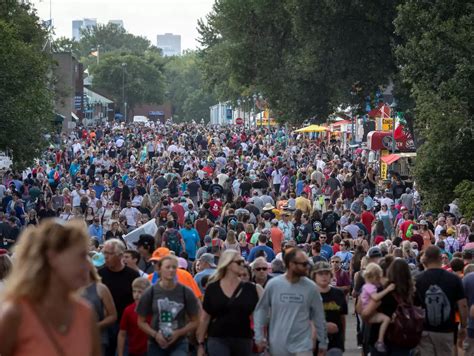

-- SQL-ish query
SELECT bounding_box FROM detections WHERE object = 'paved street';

[345,299,360,356]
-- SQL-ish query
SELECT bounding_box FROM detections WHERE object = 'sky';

[30,0,215,50]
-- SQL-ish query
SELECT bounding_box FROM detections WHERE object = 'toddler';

[361,263,395,353]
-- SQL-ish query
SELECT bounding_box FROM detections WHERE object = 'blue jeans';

[369,345,414,356]
[147,340,188,356]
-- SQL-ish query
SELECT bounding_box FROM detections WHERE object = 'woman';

[401,240,416,264]
[139,193,153,217]
[223,230,240,253]
[371,220,387,246]
[0,249,12,293]
[360,258,417,355]
[82,261,117,354]
[136,255,200,355]
[84,206,95,226]
[59,204,74,221]
[196,250,263,356]
[26,209,39,226]
[376,204,393,238]
[131,188,143,209]
[102,203,116,232]
[62,188,72,206]
[0,219,101,356]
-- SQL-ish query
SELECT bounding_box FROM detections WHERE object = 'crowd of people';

[0,121,473,356]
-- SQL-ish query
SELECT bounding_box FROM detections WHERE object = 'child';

[360,263,395,353]
[118,277,151,356]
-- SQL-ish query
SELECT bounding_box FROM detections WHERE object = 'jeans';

[207,337,252,356]
[147,339,188,356]
[369,345,414,356]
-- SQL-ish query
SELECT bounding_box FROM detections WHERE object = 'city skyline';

[30,0,214,50]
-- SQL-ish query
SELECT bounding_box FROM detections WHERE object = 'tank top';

[82,283,108,345]
[14,298,92,356]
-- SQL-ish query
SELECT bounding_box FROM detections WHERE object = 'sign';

[235,117,244,125]
[376,117,393,131]
[226,108,232,120]
[367,131,416,152]
[380,162,388,180]
[123,219,158,249]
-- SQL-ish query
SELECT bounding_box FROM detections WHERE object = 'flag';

[90,51,98,57]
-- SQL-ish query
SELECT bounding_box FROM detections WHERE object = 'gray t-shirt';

[137,283,199,342]
[253,274,328,353]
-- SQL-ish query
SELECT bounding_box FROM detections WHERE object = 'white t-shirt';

[272,169,282,184]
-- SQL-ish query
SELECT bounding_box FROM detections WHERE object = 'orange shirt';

[13,297,92,356]
[147,268,202,299]
[270,227,284,254]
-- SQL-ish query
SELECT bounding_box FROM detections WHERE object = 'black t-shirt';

[296,223,313,243]
[203,281,259,338]
[368,292,398,346]
[187,181,201,197]
[320,287,348,351]
[200,178,212,192]
[240,182,252,196]
[415,268,465,332]
[322,211,339,233]
[99,266,140,319]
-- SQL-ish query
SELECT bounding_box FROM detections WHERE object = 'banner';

[123,219,158,249]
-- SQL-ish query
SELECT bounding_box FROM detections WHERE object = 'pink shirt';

[361,282,378,308]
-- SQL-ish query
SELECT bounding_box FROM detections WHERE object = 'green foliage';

[454,181,474,220]
[91,52,165,114]
[198,0,400,122]
[395,0,474,211]
[0,1,53,170]
[163,51,217,122]
[51,36,80,57]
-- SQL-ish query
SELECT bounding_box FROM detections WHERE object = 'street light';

[237,98,241,126]
[122,63,127,122]
[390,99,397,153]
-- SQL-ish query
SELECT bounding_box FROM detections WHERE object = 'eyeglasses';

[292,260,310,267]
[232,260,245,266]
[331,261,340,264]
[254,267,268,272]
[320,236,327,239]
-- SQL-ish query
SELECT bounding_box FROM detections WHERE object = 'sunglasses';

[293,260,310,267]
[232,260,245,266]
[254,267,268,272]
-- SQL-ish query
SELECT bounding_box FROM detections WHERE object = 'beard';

[293,267,309,278]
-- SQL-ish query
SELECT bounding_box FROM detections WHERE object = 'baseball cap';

[133,234,155,249]
[199,253,216,268]
[177,257,188,270]
[367,246,383,258]
[204,235,212,244]
[150,247,171,262]
[312,261,332,273]
[0,249,8,256]
[418,220,428,225]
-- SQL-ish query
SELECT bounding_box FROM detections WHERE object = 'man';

[99,239,140,356]
[361,204,375,235]
[270,219,284,255]
[415,246,468,356]
[88,217,103,243]
[400,187,414,213]
[350,194,364,216]
[196,235,213,260]
[247,232,276,263]
[362,189,374,211]
[434,216,446,241]
[180,219,200,261]
[313,261,348,355]
[249,256,272,287]
[133,233,155,274]
[463,266,474,354]
[296,214,313,244]
[254,248,328,356]
[119,201,140,231]
[208,194,223,220]
[123,249,148,277]
[319,233,333,261]
[322,204,339,242]
[278,212,295,242]
[295,191,312,215]
[194,253,216,293]
[399,213,414,240]
[343,219,360,239]
[330,255,351,296]
[161,220,186,256]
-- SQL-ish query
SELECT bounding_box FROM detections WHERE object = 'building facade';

[72,18,97,41]
[156,33,181,56]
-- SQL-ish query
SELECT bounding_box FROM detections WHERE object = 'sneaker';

[375,341,387,353]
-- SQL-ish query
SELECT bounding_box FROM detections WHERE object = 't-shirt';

[320,287,348,351]
[147,269,202,299]
[180,228,200,259]
[463,273,474,336]
[361,211,375,234]
[194,268,216,293]
[99,266,140,319]
[247,245,276,263]
[203,281,259,338]
[120,302,150,355]
[415,268,465,332]
[400,220,414,240]
[136,283,199,345]
[208,199,223,218]
[332,269,351,288]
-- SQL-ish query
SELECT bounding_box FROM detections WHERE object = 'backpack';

[186,211,197,224]
[424,284,451,327]
[165,229,181,255]
[323,212,335,230]
[387,297,425,348]
[446,238,456,254]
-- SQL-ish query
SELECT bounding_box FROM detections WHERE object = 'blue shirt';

[194,268,215,293]
[88,224,103,243]
[180,227,200,259]
[247,245,276,263]
[320,244,333,260]
[92,184,105,199]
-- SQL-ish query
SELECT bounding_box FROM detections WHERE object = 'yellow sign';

[376,118,394,131]
[257,117,277,126]
[380,162,388,180]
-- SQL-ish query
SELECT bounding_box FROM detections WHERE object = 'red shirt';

[120,302,150,355]
[400,220,414,240]
[208,199,223,218]
[172,203,185,227]
[203,166,214,176]
[332,243,341,254]
[361,211,375,234]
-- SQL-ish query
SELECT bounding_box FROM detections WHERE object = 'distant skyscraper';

[72,18,97,41]
[108,20,124,28]
[156,33,181,57]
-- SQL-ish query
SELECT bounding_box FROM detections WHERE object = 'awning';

[294,124,328,133]
[381,154,400,165]
[71,112,80,121]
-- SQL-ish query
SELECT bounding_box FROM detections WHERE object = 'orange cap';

[150,247,170,261]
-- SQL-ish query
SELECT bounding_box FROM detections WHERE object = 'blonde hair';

[208,250,241,284]
[132,277,151,290]
[3,219,89,302]
[88,259,101,283]
[0,254,12,280]
[364,262,383,283]
[238,231,247,242]
[226,230,237,244]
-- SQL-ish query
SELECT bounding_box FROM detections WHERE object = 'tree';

[91,52,165,116]
[0,1,53,170]
[52,36,80,57]
[198,0,400,122]
[395,0,474,211]
[163,51,217,122]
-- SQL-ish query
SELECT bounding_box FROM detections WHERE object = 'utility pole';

[122,63,127,122]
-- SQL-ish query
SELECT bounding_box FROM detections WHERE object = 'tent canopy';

[381,153,400,165]
[294,124,328,133]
